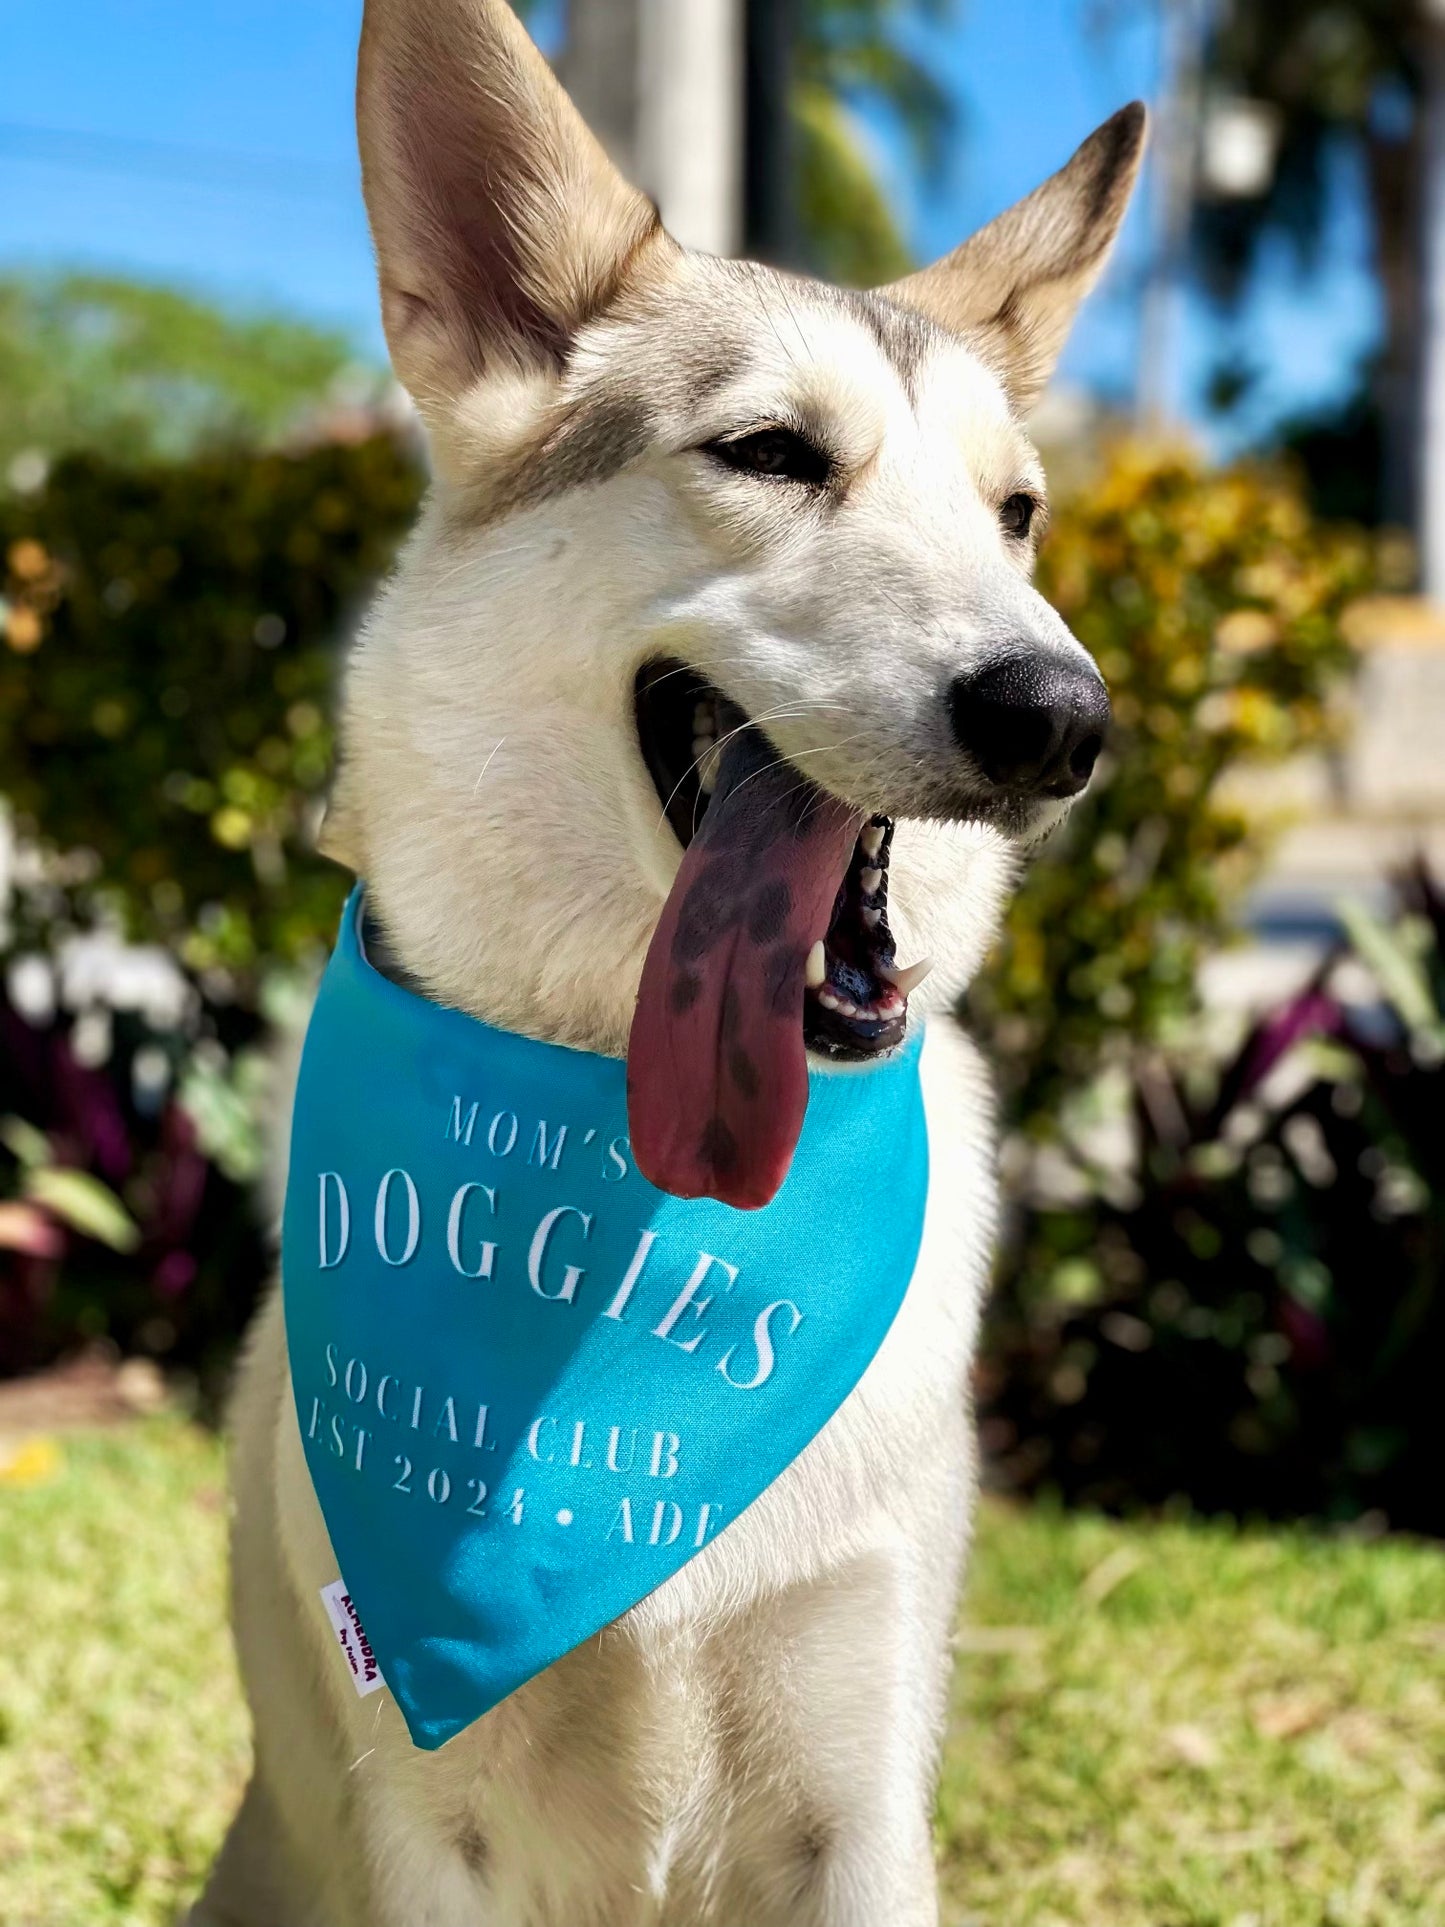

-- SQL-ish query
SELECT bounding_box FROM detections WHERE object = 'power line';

[0,121,356,206]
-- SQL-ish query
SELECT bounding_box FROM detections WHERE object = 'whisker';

[712,737,872,833]
[721,735,870,806]
[471,737,507,795]
[636,653,831,690]
[652,701,850,837]
[680,723,863,839]
[656,705,811,835]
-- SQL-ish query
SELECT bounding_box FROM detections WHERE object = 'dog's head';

[330,0,1145,1206]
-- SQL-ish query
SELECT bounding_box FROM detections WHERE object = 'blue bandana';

[283,889,929,1749]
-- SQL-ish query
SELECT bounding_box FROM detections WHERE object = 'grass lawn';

[0,1419,1441,1927]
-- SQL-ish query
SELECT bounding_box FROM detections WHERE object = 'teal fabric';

[282,888,929,1750]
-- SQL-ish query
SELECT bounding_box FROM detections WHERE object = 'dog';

[195,2,1143,1920]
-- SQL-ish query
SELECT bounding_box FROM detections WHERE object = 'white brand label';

[320,1578,385,1698]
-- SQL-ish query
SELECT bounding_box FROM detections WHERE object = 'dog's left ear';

[357,0,670,417]
[883,103,1147,411]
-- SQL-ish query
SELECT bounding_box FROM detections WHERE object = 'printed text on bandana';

[298,1092,807,1551]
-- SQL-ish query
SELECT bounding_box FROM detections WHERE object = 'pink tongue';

[627,729,863,1209]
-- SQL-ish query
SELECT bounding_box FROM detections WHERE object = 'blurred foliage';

[1192,1,1426,531]
[1192,1,1422,296]
[0,860,270,1383]
[975,443,1377,1137]
[1,412,1428,1537]
[521,0,952,283]
[982,863,1445,1536]
[794,78,914,283]
[1275,376,1387,527]
[0,436,423,992]
[793,0,953,283]
[967,444,1445,1531]
[0,434,421,1378]
[0,274,385,477]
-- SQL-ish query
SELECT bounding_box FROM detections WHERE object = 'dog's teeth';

[804,941,827,989]
[859,867,883,896]
[818,988,840,1011]
[692,735,715,761]
[860,824,885,860]
[879,957,933,998]
[838,999,857,1017]
[698,761,718,795]
[862,907,881,929]
[692,701,715,735]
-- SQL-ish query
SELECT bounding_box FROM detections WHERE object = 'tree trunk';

[1418,19,1445,595]
[743,0,801,265]
[638,0,743,254]
[1366,119,1425,544]
[1137,0,1208,427]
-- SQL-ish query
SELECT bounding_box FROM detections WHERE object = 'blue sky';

[0,0,1380,442]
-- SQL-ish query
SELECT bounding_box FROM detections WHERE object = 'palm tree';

[521,0,952,283]
[790,0,952,282]
[1191,1,1435,542]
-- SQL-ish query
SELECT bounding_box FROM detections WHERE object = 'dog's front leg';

[680,1481,968,1927]
[683,1023,986,1927]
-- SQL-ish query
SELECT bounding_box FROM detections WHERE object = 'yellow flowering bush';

[0,437,423,989]
[976,443,1378,1135]
[2,436,1374,1103]
[0,435,1387,1397]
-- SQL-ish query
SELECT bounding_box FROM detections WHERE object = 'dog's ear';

[358,0,669,413]
[883,103,1147,411]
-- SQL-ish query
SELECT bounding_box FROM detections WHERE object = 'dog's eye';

[705,429,831,487]
[1000,492,1040,538]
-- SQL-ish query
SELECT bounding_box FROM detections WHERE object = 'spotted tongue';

[627,726,863,1209]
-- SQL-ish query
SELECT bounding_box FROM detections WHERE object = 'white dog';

[196,3,1143,1920]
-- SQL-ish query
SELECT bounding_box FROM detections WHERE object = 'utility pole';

[556,0,641,180]
[1136,0,1208,428]
[558,0,743,257]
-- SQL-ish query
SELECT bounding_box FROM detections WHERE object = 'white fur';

[194,6,1142,1918]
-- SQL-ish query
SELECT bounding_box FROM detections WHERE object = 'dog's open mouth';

[628,660,927,1210]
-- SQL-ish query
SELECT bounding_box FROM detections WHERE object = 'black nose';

[950,654,1110,798]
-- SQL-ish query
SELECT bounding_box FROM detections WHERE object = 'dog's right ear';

[358,0,668,415]
[882,103,1147,411]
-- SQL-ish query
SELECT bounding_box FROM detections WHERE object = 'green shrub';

[3,435,1409,1521]
[971,444,1436,1528]
[975,443,1377,1135]
[980,865,1445,1534]
[0,438,420,1378]
[0,436,423,992]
